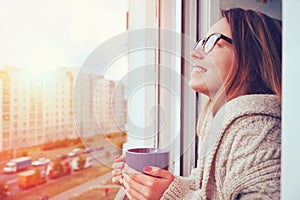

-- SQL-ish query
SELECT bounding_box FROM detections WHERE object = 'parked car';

[71,156,92,171]
[46,160,71,179]
[83,147,93,154]
[57,154,67,160]
[68,148,82,157]
[32,158,50,167]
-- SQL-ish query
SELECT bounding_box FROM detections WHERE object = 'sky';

[0,0,128,80]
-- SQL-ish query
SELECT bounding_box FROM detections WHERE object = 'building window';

[3,132,10,140]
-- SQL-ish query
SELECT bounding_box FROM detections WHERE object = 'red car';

[46,160,71,179]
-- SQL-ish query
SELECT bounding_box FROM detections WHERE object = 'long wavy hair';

[197,8,282,135]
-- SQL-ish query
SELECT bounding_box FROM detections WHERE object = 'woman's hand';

[111,155,126,186]
[122,164,174,200]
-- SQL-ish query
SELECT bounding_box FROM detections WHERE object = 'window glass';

[0,1,127,199]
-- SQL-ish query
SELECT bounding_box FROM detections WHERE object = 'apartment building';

[73,73,126,138]
[0,66,126,152]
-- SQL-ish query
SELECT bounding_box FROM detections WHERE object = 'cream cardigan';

[162,94,281,200]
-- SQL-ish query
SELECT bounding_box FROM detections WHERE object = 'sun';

[25,66,56,80]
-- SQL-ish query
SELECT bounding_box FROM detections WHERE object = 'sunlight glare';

[25,66,56,80]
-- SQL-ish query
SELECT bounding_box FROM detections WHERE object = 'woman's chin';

[189,79,208,94]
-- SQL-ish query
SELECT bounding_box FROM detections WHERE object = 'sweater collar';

[214,94,281,128]
[199,94,281,158]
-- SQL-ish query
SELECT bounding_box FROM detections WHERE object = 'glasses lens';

[195,39,204,50]
[204,34,218,53]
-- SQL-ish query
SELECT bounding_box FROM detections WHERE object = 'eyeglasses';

[194,33,232,54]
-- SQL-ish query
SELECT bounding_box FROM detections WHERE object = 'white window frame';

[124,0,208,177]
[157,0,203,176]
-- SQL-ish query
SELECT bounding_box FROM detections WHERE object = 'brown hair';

[197,8,282,135]
[222,8,282,100]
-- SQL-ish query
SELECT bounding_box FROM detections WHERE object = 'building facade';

[0,66,126,152]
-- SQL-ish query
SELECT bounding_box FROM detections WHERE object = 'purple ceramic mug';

[125,148,170,173]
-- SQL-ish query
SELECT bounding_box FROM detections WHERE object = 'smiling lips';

[193,65,207,73]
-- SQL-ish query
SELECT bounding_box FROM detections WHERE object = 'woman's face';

[190,18,236,98]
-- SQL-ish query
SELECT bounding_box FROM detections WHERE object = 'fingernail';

[144,166,152,172]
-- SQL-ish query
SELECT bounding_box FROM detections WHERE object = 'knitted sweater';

[162,94,281,200]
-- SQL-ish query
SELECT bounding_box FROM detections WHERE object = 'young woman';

[112,8,282,200]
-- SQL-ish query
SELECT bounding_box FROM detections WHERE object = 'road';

[50,172,117,200]
[0,146,119,196]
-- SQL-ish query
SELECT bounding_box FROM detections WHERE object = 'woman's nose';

[191,48,205,60]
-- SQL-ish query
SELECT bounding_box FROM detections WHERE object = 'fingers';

[112,174,123,186]
[112,161,125,170]
[143,166,174,180]
[124,189,145,200]
[122,164,152,185]
[122,166,174,200]
[114,154,126,162]
[122,165,152,198]
[112,167,124,186]
[112,168,122,177]
[122,164,173,187]
[111,157,125,186]
[123,173,148,200]
[123,170,153,187]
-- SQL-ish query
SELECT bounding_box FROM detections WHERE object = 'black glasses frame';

[194,33,233,54]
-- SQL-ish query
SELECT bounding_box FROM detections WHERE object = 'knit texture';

[161,94,281,200]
